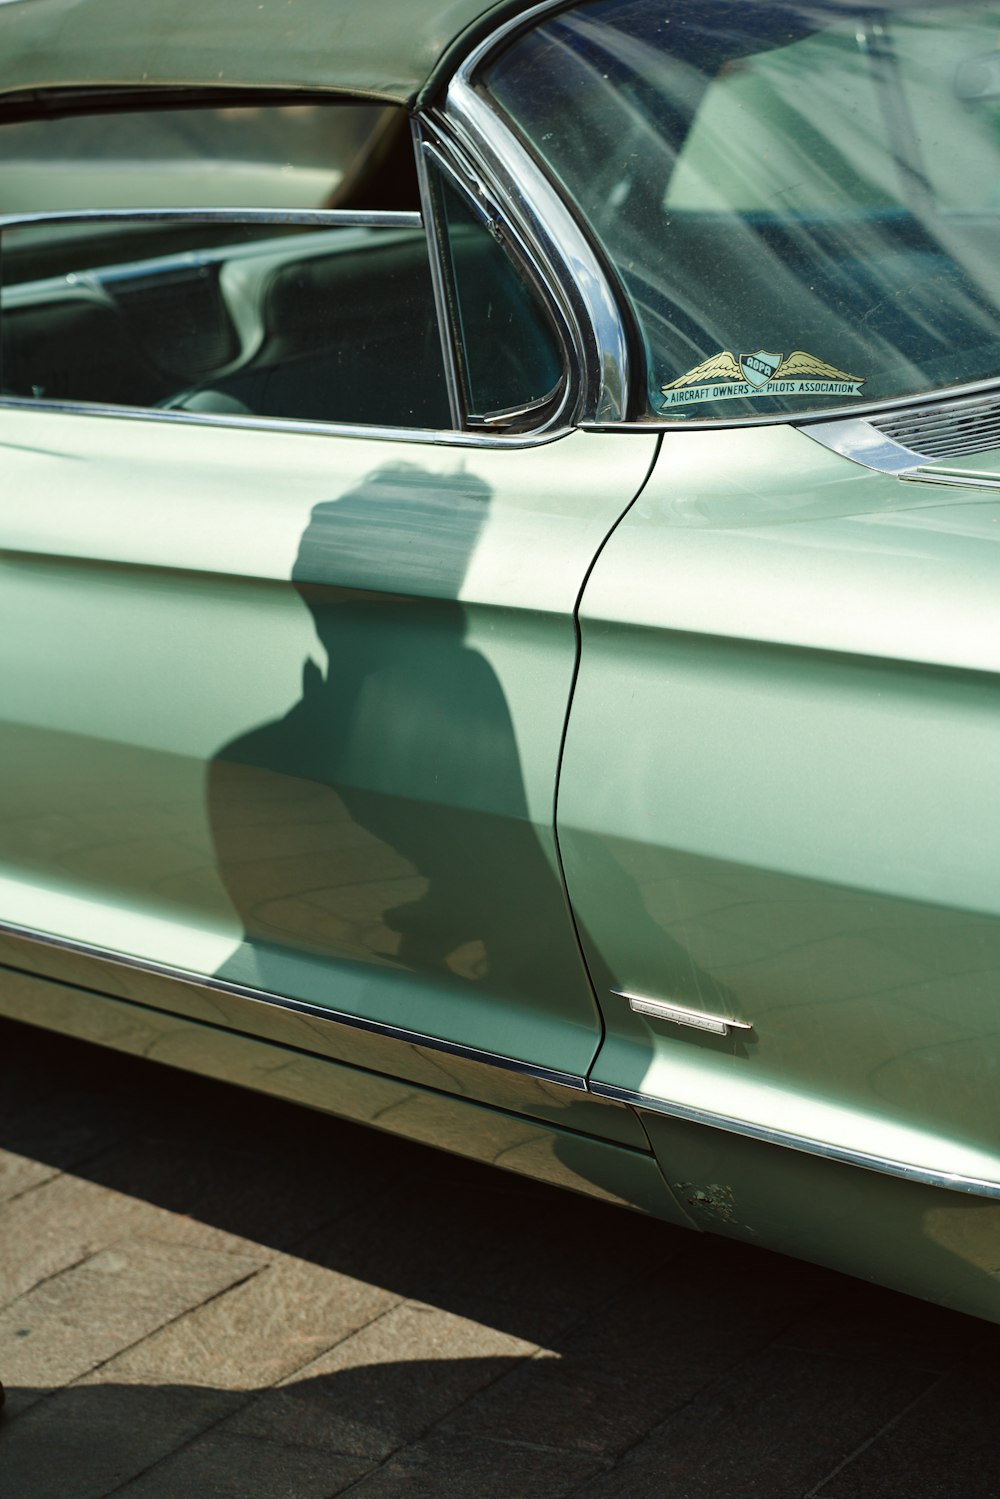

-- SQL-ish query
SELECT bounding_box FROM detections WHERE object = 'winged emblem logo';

[740,349,781,387]
[661,348,864,409]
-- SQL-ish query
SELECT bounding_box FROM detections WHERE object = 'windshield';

[484,1,1000,420]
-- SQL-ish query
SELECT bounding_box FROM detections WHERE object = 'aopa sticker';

[661,348,864,408]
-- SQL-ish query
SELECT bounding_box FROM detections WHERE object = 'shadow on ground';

[1,1016,998,1499]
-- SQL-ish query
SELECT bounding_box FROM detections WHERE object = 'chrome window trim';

[414,122,577,434]
[477,390,563,426]
[412,122,465,432]
[442,68,628,423]
[0,916,588,1092]
[0,207,423,231]
[0,394,575,449]
[590,1080,1000,1201]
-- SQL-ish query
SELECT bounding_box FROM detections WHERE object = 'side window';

[424,155,566,425]
[0,213,452,429]
[0,96,453,429]
[0,99,408,213]
[0,97,568,435]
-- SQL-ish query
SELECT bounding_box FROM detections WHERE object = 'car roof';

[0,0,528,107]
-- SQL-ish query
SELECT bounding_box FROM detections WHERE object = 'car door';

[0,95,659,1142]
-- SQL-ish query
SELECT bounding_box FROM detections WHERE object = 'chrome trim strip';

[439,0,571,87]
[0,207,422,230]
[802,408,1000,483]
[0,395,574,449]
[412,124,464,432]
[898,468,1000,492]
[590,1080,1000,1199]
[614,990,752,1037]
[442,81,628,424]
[477,391,562,426]
[797,416,926,473]
[0,916,588,1092]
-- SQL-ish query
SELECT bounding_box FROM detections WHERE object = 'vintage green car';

[1,0,999,1325]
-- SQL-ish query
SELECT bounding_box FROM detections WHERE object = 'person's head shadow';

[293,459,492,603]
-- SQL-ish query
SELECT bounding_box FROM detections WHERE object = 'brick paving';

[0,1013,997,1498]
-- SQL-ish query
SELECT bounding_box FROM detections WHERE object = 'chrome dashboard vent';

[869,391,1000,459]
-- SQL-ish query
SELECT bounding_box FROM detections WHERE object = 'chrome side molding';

[0,916,587,1092]
[614,990,752,1037]
[3,914,996,1201]
[589,1078,1000,1201]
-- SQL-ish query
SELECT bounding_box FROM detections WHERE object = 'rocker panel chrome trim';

[589,1080,1000,1200]
[0,917,587,1092]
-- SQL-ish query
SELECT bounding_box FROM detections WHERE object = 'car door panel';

[0,404,658,1143]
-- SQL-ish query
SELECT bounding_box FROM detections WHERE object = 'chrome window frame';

[414,117,577,434]
[0,200,579,448]
[441,18,630,426]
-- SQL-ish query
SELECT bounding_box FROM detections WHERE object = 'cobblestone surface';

[0,1015,997,1498]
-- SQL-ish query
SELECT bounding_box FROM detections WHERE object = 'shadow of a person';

[206,461,574,1004]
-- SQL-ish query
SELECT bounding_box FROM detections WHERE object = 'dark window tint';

[0,217,450,430]
[433,169,564,422]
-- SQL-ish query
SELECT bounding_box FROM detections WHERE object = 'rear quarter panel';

[559,423,1000,1319]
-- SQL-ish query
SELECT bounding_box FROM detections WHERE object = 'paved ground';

[0,1013,998,1499]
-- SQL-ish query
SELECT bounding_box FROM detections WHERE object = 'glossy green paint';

[643,1112,1000,1326]
[560,424,1000,1232]
[0,405,658,1142]
[0,0,512,104]
[0,956,692,1224]
[0,925,645,1146]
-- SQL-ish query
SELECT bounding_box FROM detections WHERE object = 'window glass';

[0,217,450,430]
[432,168,564,421]
[0,100,402,213]
[485,0,1000,420]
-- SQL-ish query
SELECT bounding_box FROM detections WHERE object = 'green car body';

[1,0,999,1323]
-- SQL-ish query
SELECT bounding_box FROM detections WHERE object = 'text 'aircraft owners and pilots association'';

[661,348,865,408]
